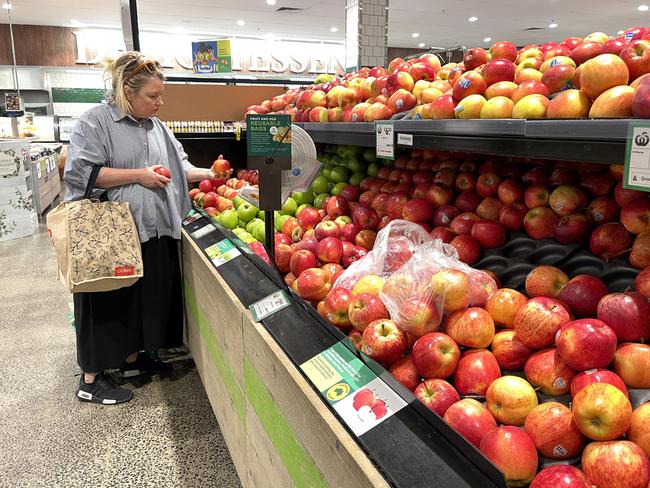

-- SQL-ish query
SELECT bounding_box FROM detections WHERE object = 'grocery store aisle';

[0,225,241,488]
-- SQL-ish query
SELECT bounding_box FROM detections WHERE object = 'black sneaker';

[76,373,133,405]
[120,352,173,378]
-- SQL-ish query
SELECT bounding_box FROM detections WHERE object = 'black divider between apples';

[182,214,507,488]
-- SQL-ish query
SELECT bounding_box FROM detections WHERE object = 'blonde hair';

[103,51,165,115]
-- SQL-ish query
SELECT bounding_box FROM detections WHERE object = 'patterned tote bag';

[47,165,143,293]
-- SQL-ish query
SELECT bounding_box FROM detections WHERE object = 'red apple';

[489,41,517,62]
[615,182,647,207]
[524,184,551,209]
[464,48,489,70]
[621,199,650,235]
[386,71,415,96]
[445,307,495,349]
[289,249,317,277]
[597,292,650,342]
[485,288,527,328]
[491,330,533,371]
[589,222,634,259]
[323,288,353,329]
[389,356,420,391]
[396,296,441,338]
[402,198,434,223]
[571,368,629,399]
[524,207,559,239]
[514,297,571,349]
[316,236,344,264]
[471,220,507,249]
[360,318,408,365]
[314,220,340,240]
[580,54,630,101]
[476,197,504,221]
[542,65,576,94]
[486,375,538,426]
[621,39,650,82]
[430,269,470,314]
[546,89,592,118]
[453,349,501,396]
[455,172,477,192]
[433,205,460,227]
[425,184,454,208]
[476,172,501,198]
[430,227,457,244]
[387,89,416,114]
[511,80,550,104]
[558,275,609,317]
[525,402,584,459]
[573,383,633,440]
[296,268,331,302]
[525,265,569,298]
[450,235,482,265]
[497,179,525,205]
[498,202,527,231]
[348,293,389,332]
[530,466,592,488]
[326,195,349,219]
[411,332,460,379]
[525,348,576,396]
[635,267,650,298]
[551,213,591,244]
[414,379,460,416]
[548,185,588,217]
[351,205,379,231]
[631,232,650,269]
[586,196,620,224]
[450,212,480,236]
[454,190,482,213]
[582,441,650,488]
[570,41,604,65]
[612,343,650,388]
[443,398,497,448]
[483,59,516,85]
[480,426,538,487]
[629,403,650,458]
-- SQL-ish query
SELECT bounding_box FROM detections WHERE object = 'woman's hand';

[138,165,171,188]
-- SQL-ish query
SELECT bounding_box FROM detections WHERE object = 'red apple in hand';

[558,275,609,317]
[571,368,629,398]
[612,343,650,388]
[556,319,617,371]
[361,319,407,365]
[573,383,633,440]
[414,379,460,416]
[514,297,571,349]
[411,332,460,379]
[389,356,420,391]
[525,348,576,396]
[480,426,538,487]
[524,402,584,459]
[443,398,497,448]
[453,349,501,396]
[582,441,650,488]
[597,292,650,342]
[530,466,592,488]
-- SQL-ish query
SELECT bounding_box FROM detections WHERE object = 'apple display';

[414,379,460,416]
[361,319,408,365]
[612,343,650,388]
[430,269,470,314]
[514,297,571,349]
[445,307,495,348]
[389,356,421,392]
[629,403,650,458]
[525,265,569,298]
[480,426,538,487]
[580,54,630,100]
[582,441,650,488]
[453,349,501,396]
[571,368,629,399]
[443,398,498,448]
[597,292,650,342]
[530,466,592,488]
[525,348,576,396]
[411,332,461,379]
[491,330,534,371]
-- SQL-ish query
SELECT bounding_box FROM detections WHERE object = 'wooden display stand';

[181,231,389,488]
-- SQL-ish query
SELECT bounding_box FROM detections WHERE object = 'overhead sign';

[625,122,650,193]
[192,40,232,74]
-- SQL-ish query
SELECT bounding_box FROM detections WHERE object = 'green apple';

[346,158,364,173]
[295,203,313,216]
[292,189,315,206]
[232,195,246,209]
[363,147,377,164]
[232,227,245,236]
[280,197,297,216]
[237,202,259,223]
[240,232,256,244]
[313,193,330,209]
[246,218,264,234]
[321,168,331,179]
[367,163,380,177]
[331,182,348,196]
[258,210,265,220]
[310,175,331,195]
[274,214,290,232]
[329,166,349,184]
[238,219,247,228]
[349,172,365,186]
[381,158,394,167]
[219,209,239,229]
[252,225,265,242]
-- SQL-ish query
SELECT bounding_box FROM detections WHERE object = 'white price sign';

[375,121,395,160]
[249,290,290,321]
[397,133,413,146]
[625,123,650,193]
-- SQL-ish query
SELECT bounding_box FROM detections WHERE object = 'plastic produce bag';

[334,220,497,337]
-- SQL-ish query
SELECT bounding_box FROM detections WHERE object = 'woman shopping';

[64,51,215,405]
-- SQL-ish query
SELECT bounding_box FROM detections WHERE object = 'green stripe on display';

[184,282,327,488]
[52,88,106,103]
[183,283,246,422]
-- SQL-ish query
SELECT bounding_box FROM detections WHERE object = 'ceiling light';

[412,32,420,38]
[483,37,492,43]
[418,42,426,48]
[266,0,276,5]
[548,22,558,28]
[468,16,478,22]
[2,2,12,9]
[330,26,338,32]
[639,4,649,10]
[236,19,245,26]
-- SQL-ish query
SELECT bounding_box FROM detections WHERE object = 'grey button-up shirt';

[64,103,193,243]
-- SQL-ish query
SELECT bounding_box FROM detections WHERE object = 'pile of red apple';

[246,26,650,121]
[236,168,259,186]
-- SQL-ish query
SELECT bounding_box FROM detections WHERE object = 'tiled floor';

[0,225,242,488]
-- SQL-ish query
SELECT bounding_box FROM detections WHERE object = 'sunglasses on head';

[124,59,162,81]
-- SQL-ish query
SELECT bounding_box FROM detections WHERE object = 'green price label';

[205,239,241,267]
[246,114,291,157]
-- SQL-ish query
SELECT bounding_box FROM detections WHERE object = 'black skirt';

[73,236,184,372]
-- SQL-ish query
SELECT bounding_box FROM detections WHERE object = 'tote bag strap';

[83,165,102,200]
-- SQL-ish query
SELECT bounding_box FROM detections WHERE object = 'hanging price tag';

[375,121,395,160]
[625,122,650,193]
